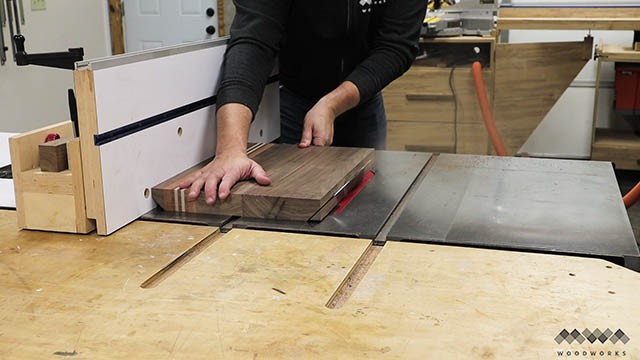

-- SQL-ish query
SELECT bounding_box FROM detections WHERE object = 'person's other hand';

[299,100,336,148]
[178,151,271,205]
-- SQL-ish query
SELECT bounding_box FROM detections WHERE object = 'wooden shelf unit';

[592,129,640,171]
[591,44,640,170]
[497,7,640,31]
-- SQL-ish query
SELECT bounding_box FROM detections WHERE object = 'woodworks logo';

[555,329,630,358]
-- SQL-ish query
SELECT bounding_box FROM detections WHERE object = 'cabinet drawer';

[387,121,490,155]
[383,66,491,124]
[383,92,454,123]
[387,121,455,153]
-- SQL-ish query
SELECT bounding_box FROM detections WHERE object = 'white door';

[124,0,219,52]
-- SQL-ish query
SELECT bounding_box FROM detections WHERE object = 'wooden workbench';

[1,209,639,359]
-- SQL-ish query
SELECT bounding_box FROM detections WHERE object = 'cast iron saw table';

[143,151,639,269]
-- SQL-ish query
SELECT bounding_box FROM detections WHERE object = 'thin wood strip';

[406,93,454,101]
[497,18,640,31]
[325,244,382,309]
[74,69,106,234]
[499,7,640,19]
[597,45,640,62]
[67,138,96,233]
[217,0,225,37]
[108,0,125,55]
[141,230,223,289]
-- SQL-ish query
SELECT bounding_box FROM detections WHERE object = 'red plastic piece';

[44,133,61,143]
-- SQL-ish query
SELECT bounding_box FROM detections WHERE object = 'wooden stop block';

[39,138,70,172]
[634,42,640,52]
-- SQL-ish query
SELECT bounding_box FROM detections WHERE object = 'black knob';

[206,7,215,17]
[14,34,26,53]
[206,25,216,35]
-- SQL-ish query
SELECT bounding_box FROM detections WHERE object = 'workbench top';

[1,209,639,359]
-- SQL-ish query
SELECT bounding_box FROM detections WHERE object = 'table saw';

[2,38,640,359]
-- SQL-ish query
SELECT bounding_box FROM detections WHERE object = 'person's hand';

[299,100,336,148]
[178,151,271,205]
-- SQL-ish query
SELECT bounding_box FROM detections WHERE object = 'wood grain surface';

[497,7,640,30]
[38,138,70,172]
[384,66,492,155]
[493,40,591,155]
[2,210,639,359]
[153,144,375,221]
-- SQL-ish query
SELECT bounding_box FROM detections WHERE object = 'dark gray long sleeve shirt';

[216,0,426,117]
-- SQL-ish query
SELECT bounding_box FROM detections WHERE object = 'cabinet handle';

[406,93,453,101]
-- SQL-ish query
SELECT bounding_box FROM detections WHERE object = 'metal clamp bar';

[10,0,19,34]
[0,21,5,65]
[17,0,23,25]
[0,0,6,26]
[5,0,15,61]
[0,0,6,64]
[0,26,5,65]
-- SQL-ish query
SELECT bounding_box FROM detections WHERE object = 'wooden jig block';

[39,138,70,172]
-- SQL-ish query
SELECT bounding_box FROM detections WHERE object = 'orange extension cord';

[623,182,640,209]
[471,62,508,157]
[471,61,640,208]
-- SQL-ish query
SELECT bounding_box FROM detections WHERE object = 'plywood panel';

[0,210,216,359]
[20,169,73,195]
[0,212,372,359]
[338,241,640,358]
[153,144,375,221]
[22,193,76,232]
[493,41,591,155]
[2,210,640,358]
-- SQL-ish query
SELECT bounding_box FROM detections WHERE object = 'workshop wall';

[0,1,110,133]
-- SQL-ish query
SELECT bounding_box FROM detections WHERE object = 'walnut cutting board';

[152,144,375,221]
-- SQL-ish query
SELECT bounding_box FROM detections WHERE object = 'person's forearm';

[215,103,253,156]
[318,81,360,118]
